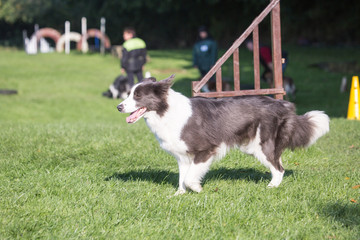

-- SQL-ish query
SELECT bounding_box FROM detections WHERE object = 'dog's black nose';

[117,104,124,112]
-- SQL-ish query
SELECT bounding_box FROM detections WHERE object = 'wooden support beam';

[216,68,222,92]
[271,0,283,100]
[253,25,260,90]
[233,48,240,91]
[193,88,285,98]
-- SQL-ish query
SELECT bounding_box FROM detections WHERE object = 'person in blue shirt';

[193,26,218,92]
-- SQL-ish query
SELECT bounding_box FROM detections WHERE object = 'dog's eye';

[134,91,141,98]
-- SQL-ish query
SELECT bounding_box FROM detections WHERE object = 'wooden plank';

[216,68,222,92]
[192,0,281,93]
[253,26,260,90]
[271,0,283,100]
[233,48,240,91]
[192,81,199,95]
[193,88,286,98]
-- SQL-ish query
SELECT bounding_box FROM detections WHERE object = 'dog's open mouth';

[126,107,147,123]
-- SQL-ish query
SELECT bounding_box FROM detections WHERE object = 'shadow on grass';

[204,167,270,184]
[105,167,293,188]
[321,202,360,229]
[105,169,178,188]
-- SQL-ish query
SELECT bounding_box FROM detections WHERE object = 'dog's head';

[117,74,175,123]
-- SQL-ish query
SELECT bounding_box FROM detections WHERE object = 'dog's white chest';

[145,112,189,155]
[144,91,192,156]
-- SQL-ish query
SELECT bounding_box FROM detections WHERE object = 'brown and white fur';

[117,75,329,195]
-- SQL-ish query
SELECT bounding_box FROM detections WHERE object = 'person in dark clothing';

[121,27,147,87]
[193,26,218,92]
[245,40,288,86]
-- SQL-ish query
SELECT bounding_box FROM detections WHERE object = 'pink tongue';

[126,107,146,123]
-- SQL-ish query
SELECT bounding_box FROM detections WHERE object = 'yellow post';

[347,76,360,120]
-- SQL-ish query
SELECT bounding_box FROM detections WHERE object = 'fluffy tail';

[289,111,330,149]
[304,111,330,146]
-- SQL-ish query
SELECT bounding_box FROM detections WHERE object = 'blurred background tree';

[1,0,359,48]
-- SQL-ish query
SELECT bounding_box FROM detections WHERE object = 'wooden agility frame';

[192,0,285,100]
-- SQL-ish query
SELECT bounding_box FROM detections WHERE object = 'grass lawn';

[0,46,359,239]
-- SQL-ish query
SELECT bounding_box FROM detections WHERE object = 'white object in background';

[26,35,38,54]
[65,21,70,54]
[56,32,83,52]
[340,76,347,93]
[145,71,151,78]
[100,17,106,55]
[81,17,88,53]
[40,38,51,53]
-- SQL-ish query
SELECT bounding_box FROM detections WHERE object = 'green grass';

[0,46,359,239]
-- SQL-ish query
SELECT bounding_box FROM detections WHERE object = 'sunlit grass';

[0,47,359,239]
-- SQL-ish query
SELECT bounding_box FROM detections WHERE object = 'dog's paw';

[267,182,280,188]
[189,185,203,193]
[184,182,203,193]
[174,189,186,196]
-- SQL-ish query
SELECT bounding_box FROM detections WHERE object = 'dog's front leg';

[174,157,191,196]
[183,159,213,193]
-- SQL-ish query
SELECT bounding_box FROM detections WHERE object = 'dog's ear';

[159,74,175,88]
[142,77,157,83]
[152,74,175,95]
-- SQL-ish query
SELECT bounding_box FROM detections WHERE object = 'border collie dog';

[117,75,329,195]
[105,75,131,99]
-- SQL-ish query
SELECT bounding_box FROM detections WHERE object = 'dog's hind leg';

[184,156,214,193]
[254,148,284,188]
[252,131,285,187]
[267,157,284,188]
[243,126,285,187]
[260,140,285,188]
